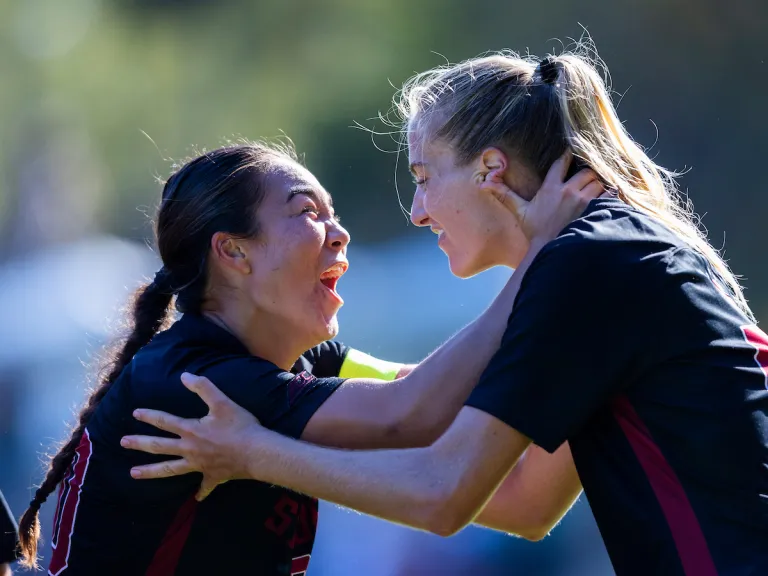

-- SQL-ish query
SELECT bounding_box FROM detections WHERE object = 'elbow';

[515,514,556,541]
[518,526,550,542]
[420,487,473,537]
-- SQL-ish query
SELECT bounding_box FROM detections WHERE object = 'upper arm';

[427,406,533,533]
[214,344,406,442]
[201,358,345,440]
[465,241,640,453]
[475,442,581,539]
[301,376,410,447]
[299,346,426,448]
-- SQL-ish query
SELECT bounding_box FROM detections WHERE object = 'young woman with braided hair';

[18,140,599,574]
[127,50,768,576]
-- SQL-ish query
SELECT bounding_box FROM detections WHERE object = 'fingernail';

[120,438,129,447]
[133,409,142,418]
[131,468,142,478]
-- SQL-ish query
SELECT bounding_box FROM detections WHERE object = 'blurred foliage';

[0,0,766,317]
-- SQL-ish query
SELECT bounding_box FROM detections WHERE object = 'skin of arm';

[240,406,532,537]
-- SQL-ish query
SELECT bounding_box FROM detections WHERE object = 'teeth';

[321,263,347,280]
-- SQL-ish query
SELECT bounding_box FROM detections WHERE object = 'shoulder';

[530,199,682,282]
[295,340,350,378]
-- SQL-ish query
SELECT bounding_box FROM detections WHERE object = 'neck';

[495,211,530,270]
[202,306,306,371]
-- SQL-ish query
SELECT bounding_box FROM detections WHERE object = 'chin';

[448,256,490,279]
[314,313,340,342]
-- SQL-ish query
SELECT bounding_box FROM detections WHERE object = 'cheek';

[248,222,324,300]
[424,180,462,222]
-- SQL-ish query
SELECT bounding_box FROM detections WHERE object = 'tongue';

[321,277,337,291]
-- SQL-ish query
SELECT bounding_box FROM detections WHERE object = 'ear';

[210,232,252,275]
[473,147,508,186]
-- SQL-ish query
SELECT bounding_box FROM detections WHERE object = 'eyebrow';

[409,161,427,175]
[287,187,336,214]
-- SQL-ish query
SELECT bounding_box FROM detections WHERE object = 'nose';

[326,219,351,251]
[410,187,431,227]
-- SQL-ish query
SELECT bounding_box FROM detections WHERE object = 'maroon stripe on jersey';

[742,325,768,389]
[287,372,315,406]
[49,429,93,576]
[612,396,717,576]
[144,495,198,576]
[291,553,310,575]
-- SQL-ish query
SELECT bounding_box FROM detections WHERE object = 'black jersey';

[0,489,18,564]
[467,198,768,575]
[48,313,348,576]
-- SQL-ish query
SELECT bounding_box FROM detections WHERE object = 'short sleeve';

[200,359,345,439]
[465,240,644,453]
[294,340,350,378]
[0,489,18,564]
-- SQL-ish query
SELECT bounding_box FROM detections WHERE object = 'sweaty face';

[239,160,350,344]
[408,131,524,277]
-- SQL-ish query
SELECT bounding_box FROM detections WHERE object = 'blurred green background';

[0,0,766,574]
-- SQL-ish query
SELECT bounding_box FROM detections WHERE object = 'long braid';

[17,278,173,569]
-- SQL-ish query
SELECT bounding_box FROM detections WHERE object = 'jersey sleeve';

[295,341,403,381]
[294,340,350,378]
[0,489,19,564]
[199,359,345,439]
[465,240,646,453]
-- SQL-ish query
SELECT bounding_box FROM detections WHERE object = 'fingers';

[133,409,189,436]
[481,170,526,213]
[121,435,186,456]
[195,477,219,502]
[130,458,195,479]
[545,152,573,185]
[565,168,598,191]
[580,180,606,201]
[181,373,231,416]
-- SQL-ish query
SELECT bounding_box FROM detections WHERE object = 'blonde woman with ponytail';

[126,47,768,576]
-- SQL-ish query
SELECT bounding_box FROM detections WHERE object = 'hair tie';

[151,267,175,293]
[535,57,559,85]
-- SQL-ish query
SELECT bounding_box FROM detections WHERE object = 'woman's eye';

[301,205,319,216]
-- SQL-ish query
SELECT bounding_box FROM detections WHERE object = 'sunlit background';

[1,1,766,574]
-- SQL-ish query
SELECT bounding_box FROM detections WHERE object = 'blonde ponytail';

[551,53,750,317]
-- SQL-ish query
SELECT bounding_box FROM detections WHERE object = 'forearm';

[249,428,455,532]
[393,240,547,439]
[475,443,581,540]
[247,409,526,536]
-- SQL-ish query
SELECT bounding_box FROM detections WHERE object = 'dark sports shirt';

[467,198,768,576]
[0,489,18,564]
[48,313,348,576]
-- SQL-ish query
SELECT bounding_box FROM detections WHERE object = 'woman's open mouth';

[319,262,348,304]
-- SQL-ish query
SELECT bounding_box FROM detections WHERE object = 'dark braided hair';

[18,140,298,569]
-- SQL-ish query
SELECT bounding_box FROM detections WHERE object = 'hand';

[121,373,264,501]
[482,152,605,243]
[0,562,11,576]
